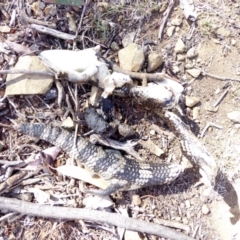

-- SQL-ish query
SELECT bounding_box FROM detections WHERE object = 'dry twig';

[213,88,229,108]
[0,69,54,77]
[20,10,56,28]
[105,60,180,83]
[201,70,240,82]
[200,122,223,138]
[158,0,175,40]
[0,196,194,240]
[31,24,76,41]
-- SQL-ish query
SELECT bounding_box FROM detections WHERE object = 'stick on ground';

[0,197,194,240]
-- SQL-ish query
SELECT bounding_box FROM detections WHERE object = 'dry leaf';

[28,188,51,204]
[83,195,113,209]
[57,165,109,189]
[5,40,33,55]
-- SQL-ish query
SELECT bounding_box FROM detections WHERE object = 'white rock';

[6,56,53,95]
[177,54,186,61]
[202,204,210,215]
[192,106,200,120]
[118,43,144,72]
[149,129,155,135]
[186,68,201,78]
[167,26,175,37]
[185,63,194,69]
[185,96,200,107]
[124,230,143,240]
[61,117,75,129]
[187,47,198,59]
[172,65,180,73]
[0,26,11,33]
[185,200,190,208]
[231,39,236,46]
[227,111,240,123]
[174,38,186,54]
[171,18,182,26]
[147,52,163,72]
[122,32,136,48]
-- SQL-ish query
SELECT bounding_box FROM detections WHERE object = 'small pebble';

[187,47,198,59]
[177,54,186,61]
[186,68,201,78]
[227,111,240,123]
[149,129,155,135]
[61,117,75,129]
[231,39,236,46]
[185,200,191,208]
[111,41,120,51]
[202,204,210,214]
[131,195,142,206]
[174,38,186,54]
[192,106,200,120]
[167,26,175,37]
[171,18,182,26]
[175,216,182,221]
[185,96,200,108]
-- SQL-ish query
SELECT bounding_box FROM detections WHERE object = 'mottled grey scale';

[114,159,180,186]
[162,111,217,186]
[19,123,182,193]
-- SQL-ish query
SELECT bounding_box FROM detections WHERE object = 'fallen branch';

[31,24,76,41]
[0,69,54,77]
[0,197,194,240]
[104,59,180,83]
[201,70,240,82]
[20,10,56,28]
[158,0,175,40]
[200,122,223,138]
[153,218,190,233]
[212,87,229,108]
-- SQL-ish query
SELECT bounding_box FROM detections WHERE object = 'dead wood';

[0,196,194,240]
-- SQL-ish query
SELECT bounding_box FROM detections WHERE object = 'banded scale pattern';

[18,123,182,194]
[163,111,217,187]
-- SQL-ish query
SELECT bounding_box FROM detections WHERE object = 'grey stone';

[122,32,136,48]
[171,18,182,26]
[110,41,120,51]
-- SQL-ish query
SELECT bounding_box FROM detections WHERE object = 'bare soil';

[0,0,240,239]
